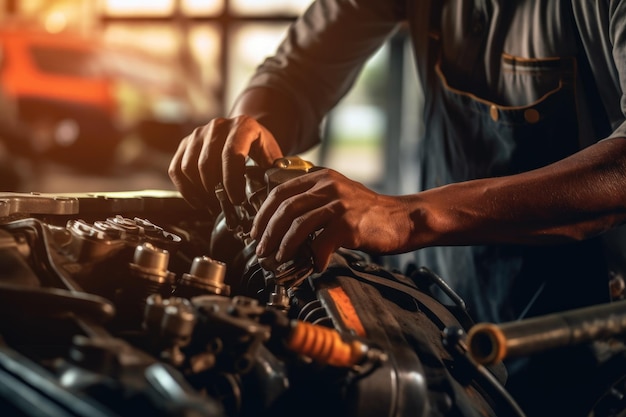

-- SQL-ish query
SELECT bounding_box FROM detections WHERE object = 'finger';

[250,175,318,241]
[256,187,333,262]
[253,194,311,259]
[168,135,206,208]
[249,122,284,169]
[222,115,283,204]
[274,205,334,264]
[168,136,188,190]
[197,119,231,212]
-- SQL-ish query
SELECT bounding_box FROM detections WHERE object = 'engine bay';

[1,161,626,417]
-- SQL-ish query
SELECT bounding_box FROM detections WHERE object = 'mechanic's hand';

[250,168,412,272]
[168,115,283,213]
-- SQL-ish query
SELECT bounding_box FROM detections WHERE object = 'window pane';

[182,0,223,16]
[102,0,175,17]
[230,0,313,16]
[188,24,222,118]
[102,23,180,58]
[102,0,223,17]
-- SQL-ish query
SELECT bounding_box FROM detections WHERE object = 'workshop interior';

[1,1,626,417]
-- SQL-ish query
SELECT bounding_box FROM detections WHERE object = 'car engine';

[1,158,626,417]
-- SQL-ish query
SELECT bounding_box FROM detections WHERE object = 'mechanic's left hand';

[250,168,413,271]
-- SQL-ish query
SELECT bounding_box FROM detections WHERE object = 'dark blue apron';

[412,5,610,326]
[407,3,612,414]
[415,57,610,325]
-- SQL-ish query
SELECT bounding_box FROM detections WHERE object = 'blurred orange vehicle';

[0,25,127,169]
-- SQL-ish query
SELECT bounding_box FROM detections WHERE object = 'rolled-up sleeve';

[242,0,405,151]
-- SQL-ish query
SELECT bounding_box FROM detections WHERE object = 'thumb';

[250,123,284,169]
[223,117,282,203]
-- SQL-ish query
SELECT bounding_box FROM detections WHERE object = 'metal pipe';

[466,300,626,365]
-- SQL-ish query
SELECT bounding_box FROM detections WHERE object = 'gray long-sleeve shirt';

[241,0,626,324]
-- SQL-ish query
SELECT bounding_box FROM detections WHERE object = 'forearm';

[402,138,626,250]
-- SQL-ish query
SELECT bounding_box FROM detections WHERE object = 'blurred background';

[0,0,417,195]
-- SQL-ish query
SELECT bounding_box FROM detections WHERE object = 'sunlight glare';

[104,0,175,16]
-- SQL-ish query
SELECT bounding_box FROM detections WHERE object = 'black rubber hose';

[0,284,115,323]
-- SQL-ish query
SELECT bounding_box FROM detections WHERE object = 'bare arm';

[410,137,626,248]
[252,138,626,271]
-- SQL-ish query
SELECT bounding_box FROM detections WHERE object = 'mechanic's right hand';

[168,115,284,213]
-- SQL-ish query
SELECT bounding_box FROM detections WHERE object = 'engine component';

[467,299,626,365]
[284,319,369,367]
[174,255,230,298]
[143,294,197,366]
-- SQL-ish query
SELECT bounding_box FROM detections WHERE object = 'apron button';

[524,108,540,124]
[490,105,499,121]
